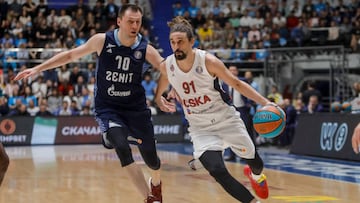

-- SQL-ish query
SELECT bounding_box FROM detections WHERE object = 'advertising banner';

[153,114,184,143]
[0,117,34,146]
[54,116,102,144]
[2,114,185,146]
[290,114,360,161]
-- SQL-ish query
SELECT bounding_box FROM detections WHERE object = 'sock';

[251,173,262,181]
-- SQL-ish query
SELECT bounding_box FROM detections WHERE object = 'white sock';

[252,173,262,181]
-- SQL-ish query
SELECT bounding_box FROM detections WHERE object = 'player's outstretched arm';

[205,53,270,106]
[352,123,360,154]
[14,33,105,81]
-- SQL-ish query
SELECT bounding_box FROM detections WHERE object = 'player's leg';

[221,116,269,199]
[199,150,257,203]
[138,144,162,202]
[0,142,9,186]
[127,109,162,202]
[105,127,150,199]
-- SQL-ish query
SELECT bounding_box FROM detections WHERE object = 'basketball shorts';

[95,108,156,149]
[189,107,256,160]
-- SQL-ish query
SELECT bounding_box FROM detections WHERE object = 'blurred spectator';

[27,99,39,116]
[142,72,156,101]
[8,0,22,18]
[36,101,52,116]
[31,75,47,99]
[104,0,119,27]
[58,100,72,116]
[78,87,93,110]
[302,80,322,106]
[23,86,37,107]
[22,0,36,18]
[35,0,49,16]
[273,11,286,26]
[0,97,9,116]
[188,0,199,19]
[57,65,71,84]
[197,22,213,42]
[328,20,340,44]
[47,88,62,115]
[58,79,73,97]
[267,85,283,105]
[278,98,297,146]
[303,95,324,113]
[8,103,30,116]
[47,9,58,27]
[79,105,92,116]
[351,19,360,52]
[57,9,72,30]
[173,1,185,17]
[73,75,86,97]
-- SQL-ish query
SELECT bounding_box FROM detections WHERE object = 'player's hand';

[266,102,286,118]
[13,67,39,81]
[155,96,176,113]
[352,123,360,154]
[167,88,181,102]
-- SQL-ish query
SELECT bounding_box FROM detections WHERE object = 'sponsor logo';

[134,50,142,59]
[0,119,16,135]
[106,43,116,53]
[195,66,203,74]
[154,125,180,135]
[182,95,211,107]
[107,84,131,97]
[61,126,101,136]
[320,122,348,152]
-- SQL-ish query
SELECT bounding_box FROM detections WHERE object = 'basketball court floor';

[1,143,360,203]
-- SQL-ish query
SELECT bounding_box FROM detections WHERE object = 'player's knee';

[115,147,134,167]
[207,165,230,183]
[140,148,161,170]
[107,127,135,167]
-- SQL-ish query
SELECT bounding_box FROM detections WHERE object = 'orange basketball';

[252,105,286,138]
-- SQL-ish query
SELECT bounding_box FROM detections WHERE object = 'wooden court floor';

[1,144,360,203]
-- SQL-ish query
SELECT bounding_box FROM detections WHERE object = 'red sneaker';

[243,165,269,199]
[145,195,160,203]
[149,178,162,202]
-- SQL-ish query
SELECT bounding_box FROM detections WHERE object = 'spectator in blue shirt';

[141,72,157,101]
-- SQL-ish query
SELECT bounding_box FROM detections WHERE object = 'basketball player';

[352,123,360,154]
[14,4,163,203]
[0,143,9,186]
[154,16,272,203]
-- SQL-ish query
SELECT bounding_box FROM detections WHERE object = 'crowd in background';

[0,0,360,147]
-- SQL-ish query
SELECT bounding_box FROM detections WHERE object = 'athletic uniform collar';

[114,28,143,49]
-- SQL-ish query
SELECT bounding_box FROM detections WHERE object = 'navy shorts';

[95,108,155,149]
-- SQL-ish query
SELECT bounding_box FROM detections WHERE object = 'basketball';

[253,105,286,138]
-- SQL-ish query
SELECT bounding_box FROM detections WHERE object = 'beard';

[174,50,186,60]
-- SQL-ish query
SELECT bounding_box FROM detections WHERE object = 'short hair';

[167,16,194,40]
[118,4,143,18]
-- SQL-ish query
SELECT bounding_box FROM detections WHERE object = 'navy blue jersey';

[95,29,149,113]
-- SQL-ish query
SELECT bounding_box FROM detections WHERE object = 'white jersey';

[165,49,255,159]
[166,49,255,158]
[166,49,233,130]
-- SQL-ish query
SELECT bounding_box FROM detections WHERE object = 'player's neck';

[176,49,195,72]
[118,31,137,47]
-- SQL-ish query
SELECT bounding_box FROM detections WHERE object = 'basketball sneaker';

[145,195,161,203]
[243,165,269,199]
[149,178,162,202]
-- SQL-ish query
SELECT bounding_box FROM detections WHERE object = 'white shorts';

[189,108,256,160]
